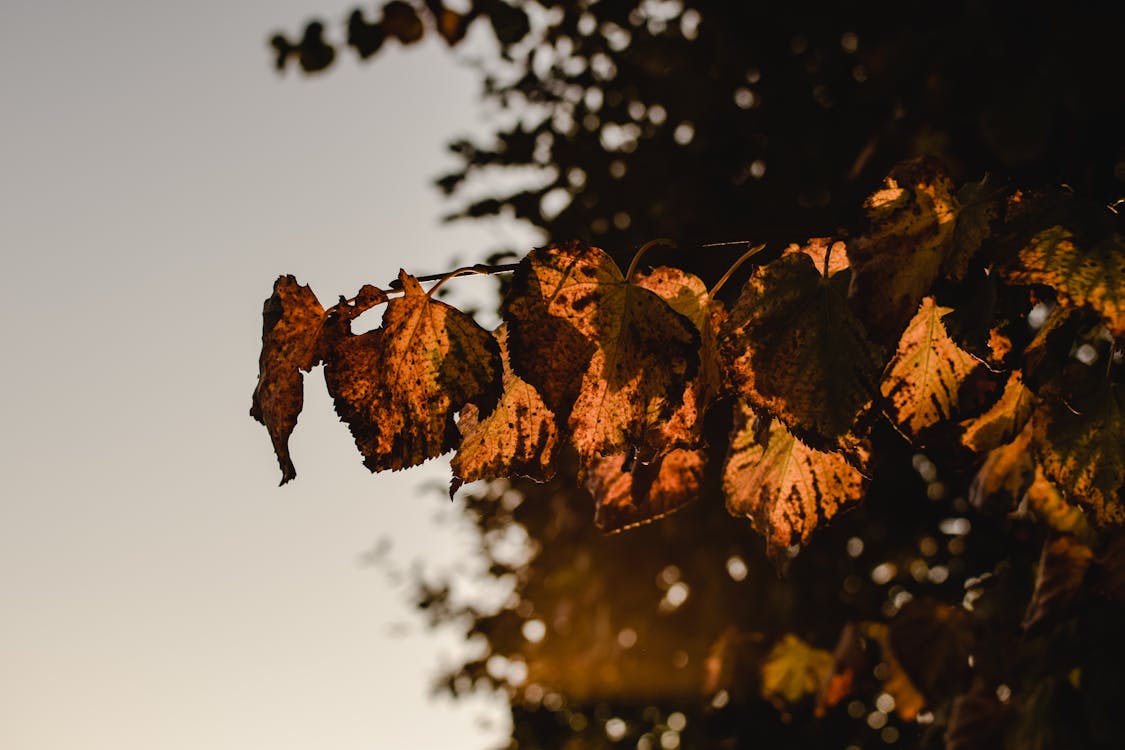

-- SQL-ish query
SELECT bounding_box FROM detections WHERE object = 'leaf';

[1023,464,1092,539]
[325,271,501,472]
[968,422,1035,513]
[759,633,834,709]
[723,400,867,560]
[633,265,724,451]
[944,682,1009,750]
[961,370,1037,453]
[583,448,706,533]
[502,241,699,460]
[783,237,850,276]
[887,598,974,702]
[1000,227,1125,335]
[944,176,1000,281]
[381,0,424,44]
[865,622,927,721]
[719,251,883,446]
[251,275,329,484]
[450,326,559,491]
[881,297,979,437]
[847,157,959,343]
[1033,383,1125,526]
[1022,535,1093,633]
[815,623,865,717]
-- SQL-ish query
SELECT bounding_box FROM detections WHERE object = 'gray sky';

[0,2,536,747]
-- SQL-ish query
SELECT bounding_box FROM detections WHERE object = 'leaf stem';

[625,238,676,282]
[708,243,766,297]
[384,262,520,298]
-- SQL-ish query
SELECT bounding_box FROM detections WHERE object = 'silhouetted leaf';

[944,682,1009,750]
[251,275,331,484]
[1023,535,1093,633]
[381,1,424,44]
[1033,384,1125,526]
[847,157,959,343]
[944,176,1000,281]
[882,297,979,438]
[888,598,974,702]
[723,400,866,559]
[720,252,882,447]
[451,326,558,491]
[583,448,706,533]
[961,370,1036,453]
[759,633,834,709]
[347,9,386,58]
[1001,227,1125,335]
[503,241,699,460]
[325,271,501,472]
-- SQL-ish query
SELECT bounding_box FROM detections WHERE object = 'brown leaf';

[583,448,706,533]
[961,370,1037,453]
[251,275,328,484]
[783,237,850,276]
[847,157,959,343]
[1022,535,1093,633]
[451,326,558,490]
[325,270,500,472]
[944,176,1000,281]
[882,297,980,438]
[865,622,927,721]
[1023,465,1091,539]
[815,622,866,717]
[1000,227,1125,335]
[759,633,834,710]
[887,598,974,702]
[723,400,867,560]
[968,422,1035,514]
[1033,383,1125,526]
[719,252,883,447]
[944,682,1009,750]
[381,0,424,44]
[503,241,699,460]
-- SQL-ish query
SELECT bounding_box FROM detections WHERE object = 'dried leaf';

[1001,227,1125,335]
[1024,464,1092,539]
[325,271,500,472]
[251,275,328,484]
[720,252,883,447]
[583,448,706,533]
[723,400,867,559]
[759,633,834,709]
[381,0,424,44]
[783,237,850,276]
[1033,384,1125,526]
[847,157,960,343]
[451,326,558,490]
[944,682,1009,750]
[887,598,974,702]
[503,241,699,460]
[944,176,1000,281]
[1023,535,1093,633]
[961,370,1037,453]
[815,623,865,717]
[968,422,1035,513]
[882,297,979,437]
[865,622,927,721]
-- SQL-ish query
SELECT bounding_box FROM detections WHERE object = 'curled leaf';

[881,297,979,438]
[325,271,500,472]
[1023,465,1092,539]
[583,448,706,533]
[723,400,867,560]
[759,633,834,710]
[969,422,1035,513]
[961,370,1036,453]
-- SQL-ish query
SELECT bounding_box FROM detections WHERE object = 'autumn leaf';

[324,270,501,472]
[847,157,960,343]
[961,370,1036,453]
[882,297,979,438]
[502,241,699,460]
[1024,465,1092,540]
[865,622,926,721]
[1000,226,1125,335]
[1022,535,1093,633]
[1033,384,1125,526]
[719,251,883,447]
[815,623,865,717]
[944,682,1009,750]
[968,422,1035,513]
[583,448,706,533]
[888,598,974,702]
[759,633,834,710]
[451,326,558,492]
[944,176,1000,281]
[783,237,850,276]
[251,275,329,484]
[723,400,867,559]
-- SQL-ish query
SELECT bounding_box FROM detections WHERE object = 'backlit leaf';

[451,326,558,491]
[847,157,959,343]
[882,297,979,437]
[759,633,834,709]
[961,370,1036,453]
[865,622,926,721]
[325,271,501,472]
[783,237,850,276]
[968,422,1034,513]
[251,275,329,484]
[1001,227,1125,335]
[503,241,699,460]
[1023,535,1093,633]
[1024,465,1092,539]
[720,252,883,447]
[583,448,706,533]
[723,400,867,559]
[1033,384,1125,526]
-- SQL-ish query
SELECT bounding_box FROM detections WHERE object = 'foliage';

[259,1,1125,748]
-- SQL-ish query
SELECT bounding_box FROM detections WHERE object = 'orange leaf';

[583,448,706,533]
[882,297,979,438]
[723,400,867,560]
[961,370,1036,453]
[759,633,834,710]
[968,422,1035,513]
[783,237,849,276]
[325,270,500,472]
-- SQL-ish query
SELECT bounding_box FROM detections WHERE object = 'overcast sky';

[0,2,537,747]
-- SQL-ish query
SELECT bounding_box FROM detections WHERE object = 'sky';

[0,2,537,747]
